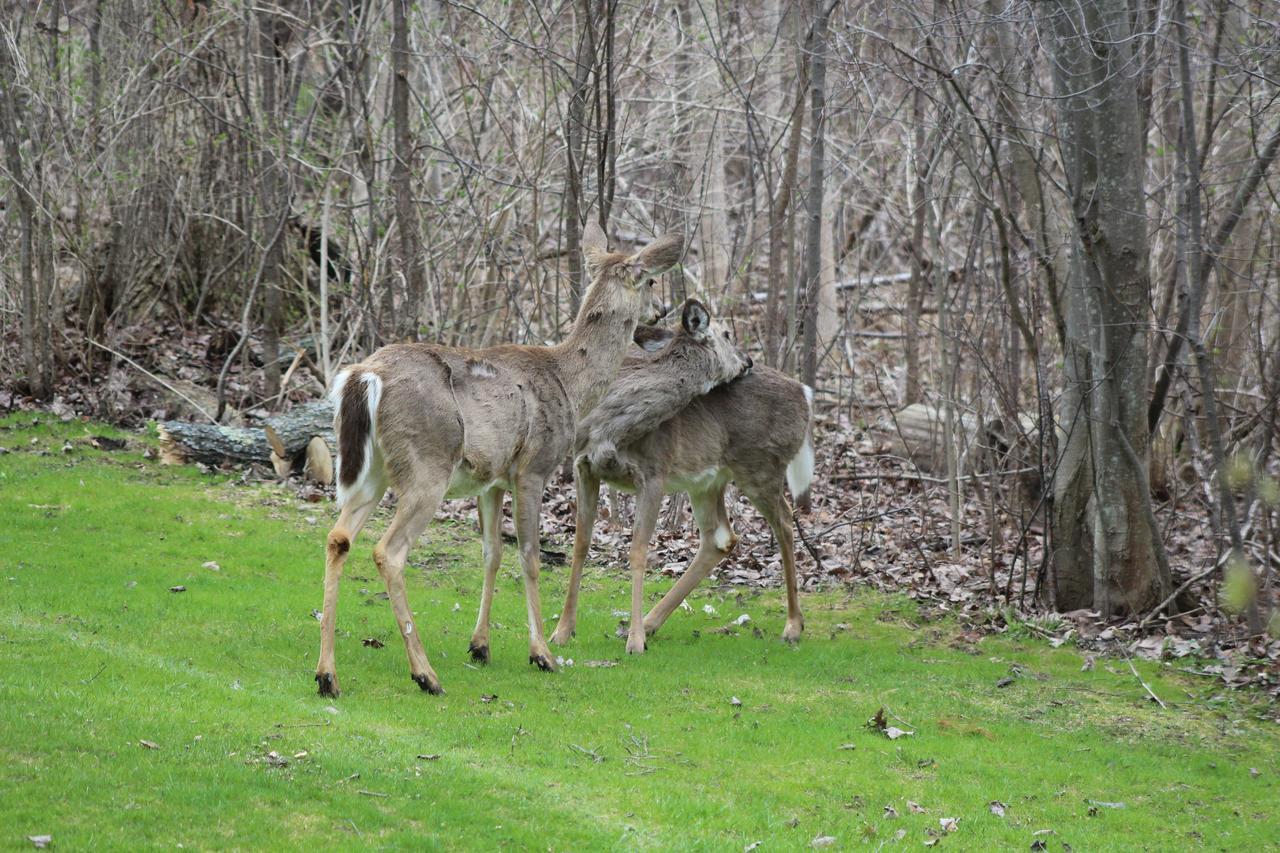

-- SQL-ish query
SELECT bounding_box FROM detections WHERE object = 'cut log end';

[305,436,334,486]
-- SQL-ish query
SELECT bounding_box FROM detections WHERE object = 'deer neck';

[554,302,639,419]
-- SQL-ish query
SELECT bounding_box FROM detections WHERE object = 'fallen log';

[159,401,334,468]
[871,402,1039,475]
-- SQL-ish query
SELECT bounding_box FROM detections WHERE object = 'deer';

[460,297,753,663]
[549,322,815,655]
[315,223,682,697]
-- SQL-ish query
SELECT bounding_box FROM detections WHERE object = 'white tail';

[786,384,816,509]
[330,369,383,510]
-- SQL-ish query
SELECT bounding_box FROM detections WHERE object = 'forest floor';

[2,415,1279,850]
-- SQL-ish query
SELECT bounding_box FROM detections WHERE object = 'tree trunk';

[257,10,285,398]
[563,0,596,314]
[1040,0,1159,615]
[392,0,425,339]
[800,0,835,388]
[0,25,50,399]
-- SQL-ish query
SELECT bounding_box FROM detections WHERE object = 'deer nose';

[744,356,754,371]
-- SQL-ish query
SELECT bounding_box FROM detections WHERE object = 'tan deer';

[315,224,681,696]
[463,298,752,661]
[550,326,814,654]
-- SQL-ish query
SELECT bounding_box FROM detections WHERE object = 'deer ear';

[633,323,675,352]
[681,298,711,338]
[633,232,684,275]
[582,219,610,279]
[582,219,608,253]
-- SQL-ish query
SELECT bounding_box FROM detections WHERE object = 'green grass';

[1,414,1277,851]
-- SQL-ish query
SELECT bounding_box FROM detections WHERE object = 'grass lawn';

[1,414,1277,851]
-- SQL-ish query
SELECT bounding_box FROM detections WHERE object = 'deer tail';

[786,384,816,511]
[330,369,383,508]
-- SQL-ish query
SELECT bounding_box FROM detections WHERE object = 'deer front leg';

[643,485,735,638]
[625,483,664,655]
[316,495,381,697]
[551,461,599,646]
[513,478,555,671]
[469,487,505,663]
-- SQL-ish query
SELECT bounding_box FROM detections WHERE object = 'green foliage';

[1,416,1277,848]
[1226,452,1255,492]
[1220,556,1258,614]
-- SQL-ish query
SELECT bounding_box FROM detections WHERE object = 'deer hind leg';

[316,491,383,697]
[551,461,599,646]
[624,482,665,655]
[373,482,447,694]
[513,477,557,671]
[752,489,804,643]
[643,484,735,639]
[468,487,505,664]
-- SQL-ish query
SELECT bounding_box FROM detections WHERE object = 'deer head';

[581,221,682,325]
[677,298,753,385]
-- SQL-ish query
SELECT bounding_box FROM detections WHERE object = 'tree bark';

[800,0,836,389]
[257,9,285,398]
[1040,0,1159,615]
[159,401,335,467]
[392,0,425,339]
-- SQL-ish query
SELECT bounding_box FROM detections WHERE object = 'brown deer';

[550,327,814,654]
[315,224,681,697]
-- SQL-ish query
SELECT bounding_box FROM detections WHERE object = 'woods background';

[2,0,1279,641]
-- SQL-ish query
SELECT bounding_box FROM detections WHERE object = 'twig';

[1125,657,1167,709]
[1136,560,1225,631]
[86,338,217,424]
[792,512,825,570]
[274,720,332,729]
[357,790,389,798]
[81,662,108,684]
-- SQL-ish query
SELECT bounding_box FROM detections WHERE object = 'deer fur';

[577,298,753,479]
[315,224,682,697]
[551,328,814,654]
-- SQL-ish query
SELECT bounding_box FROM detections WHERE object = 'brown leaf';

[169,585,186,593]
[907,801,927,814]
[139,739,160,750]
[989,801,1007,817]
[416,753,442,761]
[362,637,385,649]
[480,693,498,703]
[27,836,52,849]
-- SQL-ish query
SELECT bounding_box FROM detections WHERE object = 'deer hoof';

[625,636,647,655]
[529,652,556,672]
[548,626,574,646]
[468,642,490,664]
[315,672,340,698]
[412,672,444,695]
[781,621,804,645]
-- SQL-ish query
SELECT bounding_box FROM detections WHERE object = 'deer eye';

[722,330,730,340]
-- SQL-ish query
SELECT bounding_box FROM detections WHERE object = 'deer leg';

[469,487,505,663]
[316,493,382,697]
[373,488,446,694]
[753,490,804,643]
[643,485,735,638]
[625,482,664,655]
[551,461,599,646]
[513,478,556,671]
